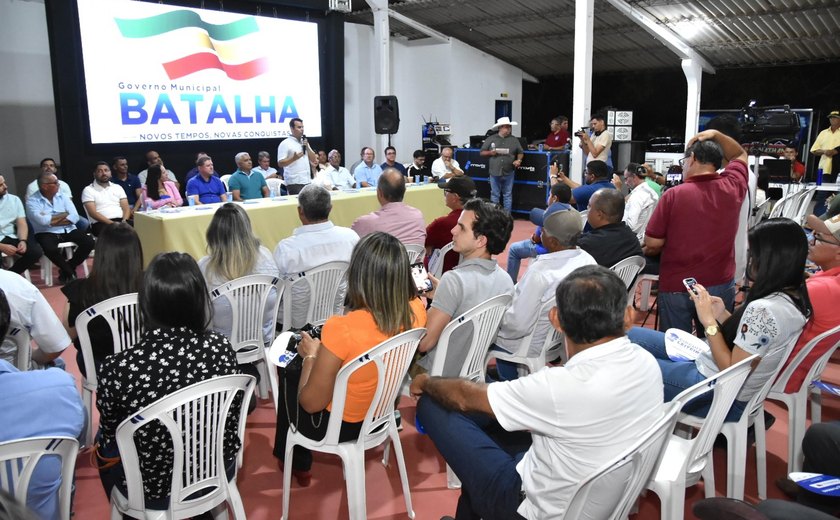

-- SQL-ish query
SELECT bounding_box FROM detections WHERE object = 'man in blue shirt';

[186,156,228,205]
[552,159,615,211]
[228,152,268,201]
[353,147,383,187]
[25,172,95,284]
[0,174,42,274]
[380,146,407,176]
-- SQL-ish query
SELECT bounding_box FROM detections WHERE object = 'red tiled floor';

[36,218,840,519]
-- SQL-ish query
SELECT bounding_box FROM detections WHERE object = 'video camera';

[740,102,800,143]
[275,323,323,370]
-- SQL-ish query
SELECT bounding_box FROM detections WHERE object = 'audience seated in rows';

[424,176,476,275]
[352,168,426,245]
[313,149,355,190]
[416,199,514,377]
[95,252,244,506]
[141,164,182,210]
[505,182,572,282]
[60,223,143,378]
[411,265,664,519]
[493,205,597,380]
[199,203,278,344]
[0,288,85,520]
[273,184,358,330]
[643,129,748,333]
[577,188,643,267]
[228,152,268,201]
[186,155,228,205]
[273,232,427,486]
[26,171,95,285]
[137,150,178,188]
[629,218,811,421]
[81,161,130,237]
[0,174,43,274]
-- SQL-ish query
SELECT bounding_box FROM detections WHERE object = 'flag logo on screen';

[114,10,268,81]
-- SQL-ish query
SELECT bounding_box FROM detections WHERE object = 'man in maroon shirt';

[425,176,476,274]
[643,129,748,333]
[544,116,570,151]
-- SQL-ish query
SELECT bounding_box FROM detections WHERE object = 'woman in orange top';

[273,231,427,486]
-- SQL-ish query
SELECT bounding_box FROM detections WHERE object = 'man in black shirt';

[577,188,642,267]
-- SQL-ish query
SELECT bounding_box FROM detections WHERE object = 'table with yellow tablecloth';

[134,184,449,266]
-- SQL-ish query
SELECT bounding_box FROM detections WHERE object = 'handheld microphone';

[301,134,307,154]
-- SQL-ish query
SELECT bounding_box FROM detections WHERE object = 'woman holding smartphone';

[273,232,427,486]
[628,218,812,421]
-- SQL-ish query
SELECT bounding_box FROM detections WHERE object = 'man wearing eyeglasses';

[642,129,748,334]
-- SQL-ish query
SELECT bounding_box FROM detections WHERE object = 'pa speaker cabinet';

[374,96,400,134]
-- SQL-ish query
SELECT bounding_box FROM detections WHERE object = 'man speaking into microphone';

[277,118,316,195]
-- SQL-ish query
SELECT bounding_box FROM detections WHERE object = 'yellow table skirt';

[134,184,448,266]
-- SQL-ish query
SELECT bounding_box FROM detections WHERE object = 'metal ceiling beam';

[387,8,450,43]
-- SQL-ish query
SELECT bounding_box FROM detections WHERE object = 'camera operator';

[577,114,612,166]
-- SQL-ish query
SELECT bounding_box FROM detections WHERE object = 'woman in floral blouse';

[95,252,243,506]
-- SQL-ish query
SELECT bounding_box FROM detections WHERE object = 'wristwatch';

[705,324,719,337]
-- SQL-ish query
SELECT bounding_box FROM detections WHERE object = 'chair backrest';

[76,293,142,388]
[209,274,284,356]
[429,241,458,279]
[403,244,426,264]
[319,328,425,447]
[281,261,349,331]
[749,198,771,229]
[768,191,796,219]
[609,255,646,291]
[792,187,818,226]
[781,189,807,221]
[115,374,255,516]
[6,320,32,371]
[429,293,512,380]
[563,401,681,520]
[670,355,756,482]
[0,436,79,520]
[740,337,799,424]
[772,324,840,396]
[579,209,589,226]
[265,177,283,195]
[507,298,562,362]
[219,174,232,191]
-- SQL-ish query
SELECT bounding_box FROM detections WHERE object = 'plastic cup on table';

[226,191,233,202]
[187,196,195,207]
[414,175,419,184]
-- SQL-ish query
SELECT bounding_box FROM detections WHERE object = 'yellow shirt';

[810,126,840,174]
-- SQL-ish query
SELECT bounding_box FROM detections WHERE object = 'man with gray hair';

[493,205,597,380]
[273,183,359,329]
[314,149,355,190]
[228,152,268,201]
[252,150,279,179]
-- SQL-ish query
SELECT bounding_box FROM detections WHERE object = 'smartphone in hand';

[682,277,699,296]
[411,262,433,294]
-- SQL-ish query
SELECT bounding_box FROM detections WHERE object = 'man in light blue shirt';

[354,147,383,187]
[25,172,95,284]
[0,174,43,274]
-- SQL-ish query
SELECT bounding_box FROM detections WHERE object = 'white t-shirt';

[431,157,460,179]
[587,131,612,163]
[623,181,659,244]
[488,337,664,519]
[0,270,71,367]
[81,182,127,220]
[277,137,310,185]
[252,165,278,179]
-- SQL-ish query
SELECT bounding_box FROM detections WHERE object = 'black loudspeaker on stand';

[374,96,400,134]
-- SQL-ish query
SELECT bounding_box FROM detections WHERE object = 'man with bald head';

[351,168,426,244]
[576,188,642,267]
[228,152,268,201]
[137,150,179,188]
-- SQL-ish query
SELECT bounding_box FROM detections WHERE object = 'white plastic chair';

[791,186,818,226]
[210,274,284,400]
[485,298,565,375]
[579,209,589,226]
[767,324,840,473]
[768,190,797,219]
[611,255,646,305]
[280,261,349,332]
[680,345,793,500]
[749,198,772,229]
[635,273,659,312]
[219,174,232,191]
[41,241,90,287]
[266,177,284,196]
[76,293,142,448]
[0,252,31,282]
[110,374,256,520]
[561,401,680,520]
[429,241,461,279]
[403,243,425,264]
[281,328,425,520]
[5,320,32,371]
[0,436,79,520]
[647,355,756,520]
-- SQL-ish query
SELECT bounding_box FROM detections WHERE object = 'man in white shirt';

[0,269,72,367]
[137,150,179,188]
[314,149,355,190]
[277,117,316,195]
[620,162,659,243]
[431,146,464,180]
[252,151,279,179]
[81,161,130,237]
[274,184,359,329]
[493,206,596,380]
[411,265,663,520]
[578,113,612,164]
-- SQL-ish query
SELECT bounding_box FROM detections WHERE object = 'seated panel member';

[0,174,42,274]
[186,155,228,205]
[228,152,268,201]
[81,161,130,237]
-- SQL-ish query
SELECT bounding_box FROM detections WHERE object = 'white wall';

[344,22,524,166]
[0,0,59,193]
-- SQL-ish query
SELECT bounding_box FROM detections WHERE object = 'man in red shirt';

[780,214,840,393]
[425,176,476,274]
[544,116,570,151]
[643,129,748,332]
[784,146,806,182]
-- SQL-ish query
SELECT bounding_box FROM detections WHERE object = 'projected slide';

[76,0,322,144]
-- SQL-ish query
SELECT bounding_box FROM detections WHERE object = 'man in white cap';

[810,110,840,215]
[480,117,524,213]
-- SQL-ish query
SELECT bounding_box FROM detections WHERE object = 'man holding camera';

[480,117,524,213]
[578,114,612,165]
